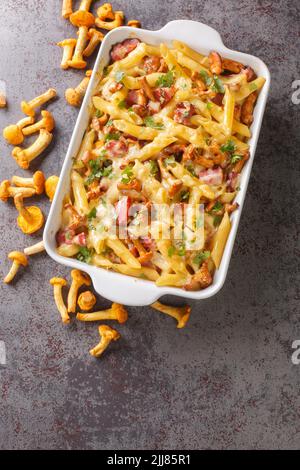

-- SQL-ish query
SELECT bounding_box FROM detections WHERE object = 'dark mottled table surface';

[0,0,299,450]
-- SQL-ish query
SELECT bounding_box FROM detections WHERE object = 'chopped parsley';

[230,154,243,164]
[177,244,186,257]
[180,190,190,202]
[200,70,213,87]
[115,70,125,83]
[211,201,223,212]
[213,214,223,227]
[77,247,94,264]
[149,160,159,175]
[95,109,103,118]
[121,165,134,184]
[118,99,127,109]
[104,132,120,142]
[168,246,176,257]
[185,163,196,176]
[87,207,97,219]
[103,66,109,76]
[206,101,213,110]
[193,250,211,267]
[106,119,113,127]
[86,157,112,184]
[163,156,176,167]
[220,140,236,153]
[156,70,174,88]
[144,116,164,130]
[211,75,225,93]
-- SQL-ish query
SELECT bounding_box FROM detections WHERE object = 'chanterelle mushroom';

[77,290,96,311]
[45,175,59,201]
[4,251,28,284]
[77,303,128,323]
[21,88,57,117]
[14,194,44,234]
[0,91,6,108]
[127,20,141,28]
[12,129,53,169]
[3,116,34,145]
[97,3,115,20]
[22,111,55,135]
[24,240,45,256]
[151,301,191,328]
[95,11,124,30]
[83,29,104,57]
[62,0,73,19]
[65,70,92,107]
[50,277,70,324]
[70,0,95,28]
[12,170,45,195]
[57,38,77,70]
[0,180,36,202]
[67,27,88,69]
[90,325,120,358]
[67,269,91,313]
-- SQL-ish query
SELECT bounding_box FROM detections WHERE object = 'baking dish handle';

[158,20,224,48]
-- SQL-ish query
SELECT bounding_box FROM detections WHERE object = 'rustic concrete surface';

[0,0,299,450]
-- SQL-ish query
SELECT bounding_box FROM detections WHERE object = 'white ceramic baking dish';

[44,20,270,306]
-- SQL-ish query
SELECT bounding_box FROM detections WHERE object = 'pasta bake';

[56,38,265,290]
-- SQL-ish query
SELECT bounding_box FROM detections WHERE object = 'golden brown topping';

[241,91,258,126]
[209,51,223,75]
[222,58,244,74]
[78,290,97,311]
[90,325,121,358]
[67,269,91,313]
[21,88,56,117]
[77,303,128,324]
[50,277,70,324]
[14,194,44,234]
[140,76,155,101]
[232,150,250,173]
[12,170,45,195]
[184,261,212,291]
[45,175,59,202]
[151,301,191,328]
[4,251,28,284]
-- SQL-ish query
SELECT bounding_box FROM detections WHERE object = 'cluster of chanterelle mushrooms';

[0,1,192,359]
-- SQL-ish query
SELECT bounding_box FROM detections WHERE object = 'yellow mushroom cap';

[111,303,128,323]
[57,38,77,47]
[8,251,28,266]
[41,110,55,132]
[3,124,24,145]
[50,277,68,287]
[45,175,59,201]
[33,171,46,195]
[70,10,95,27]
[78,290,96,310]
[99,324,120,341]
[71,269,91,286]
[17,206,44,234]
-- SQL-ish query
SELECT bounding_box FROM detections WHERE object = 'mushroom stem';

[67,269,91,313]
[21,88,57,117]
[62,0,73,18]
[65,70,92,107]
[79,0,93,11]
[57,39,77,69]
[22,111,55,135]
[83,29,104,57]
[0,180,36,201]
[12,170,45,195]
[12,129,53,169]
[24,240,45,256]
[77,303,128,323]
[75,26,88,60]
[14,194,34,224]
[50,278,70,324]
[4,261,21,283]
[90,325,120,358]
[151,301,191,328]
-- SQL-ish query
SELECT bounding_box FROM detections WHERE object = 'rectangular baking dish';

[44,20,270,306]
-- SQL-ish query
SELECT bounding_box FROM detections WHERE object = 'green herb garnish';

[168,246,176,257]
[249,82,258,91]
[211,75,225,93]
[230,154,243,164]
[88,207,97,219]
[149,160,159,175]
[104,132,120,142]
[144,116,164,129]
[180,190,190,202]
[200,70,213,87]
[95,109,103,118]
[163,156,176,167]
[118,99,127,109]
[77,247,94,264]
[193,250,211,267]
[185,164,196,176]
[177,244,186,257]
[211,201,223,212]
[220,140,236,153]
[121,165,134,184]
[206,101,213,110]
[156,70,174,88]
[213,214,223,227]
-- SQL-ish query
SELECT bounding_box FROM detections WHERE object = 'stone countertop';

[0,0,300,450]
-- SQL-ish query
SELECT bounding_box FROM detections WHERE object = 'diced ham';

[173,101,196,125]
[140,236,156,252]
[105,139,128,158]
[132,104,147,117]
[199,167,223,185]
[143,55,161,73]
[227,171,240,191]
[147,100,161,114]
[110,38,140,62]
[116,196,131,225]
[72,232,87,247]
[153,86,175,107]
[211,93,224,106]
[126,89,147,107]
